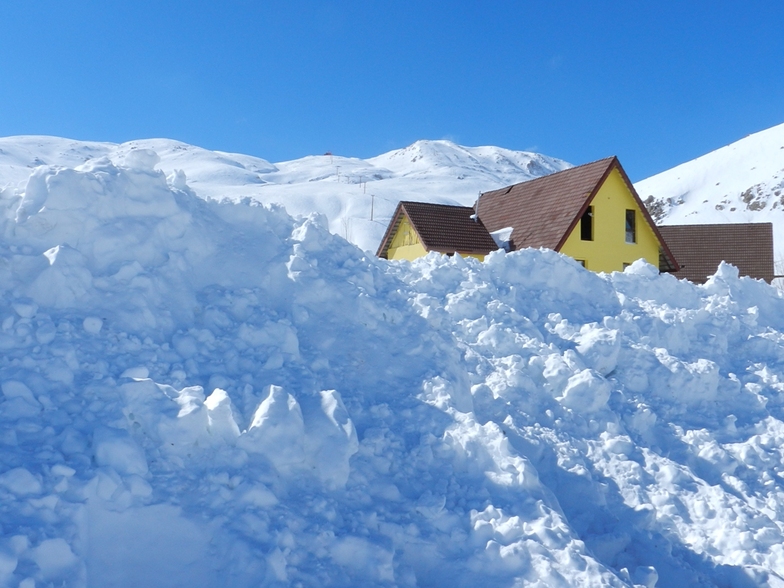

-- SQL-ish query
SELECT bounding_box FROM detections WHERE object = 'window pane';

[625,210,636,243]
[581,207,593,241]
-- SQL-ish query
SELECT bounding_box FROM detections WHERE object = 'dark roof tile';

[376,201,498,258]
[657,223,774,283]
[477,157,616,251]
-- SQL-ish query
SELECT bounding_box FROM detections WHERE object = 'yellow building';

[377,156,679,274]
[377,200,499,261]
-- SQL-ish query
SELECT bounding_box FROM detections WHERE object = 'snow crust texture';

[1,153,784,587]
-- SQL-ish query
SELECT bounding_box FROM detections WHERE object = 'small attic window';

[625,209,636,243]
[580,207,593,241]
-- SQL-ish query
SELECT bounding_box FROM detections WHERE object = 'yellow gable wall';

[385,214,487,261]
[386,215,428,260]
[558,167,660,273]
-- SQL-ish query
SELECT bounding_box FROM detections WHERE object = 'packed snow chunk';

[34,320,56,345]
[127,381,236,455]
[204,388,241,442]
[623,258,660,278]
[631,565,659,588]
[330,536,395,583]
[166,168,188,190]
[240,484,278,508]
[82,316,103,334]
[15,165,50,222]
[421,375,473,413]
[0,550,17,580]
[31,538,78,580]
[303,390,359,489]
[92,426,149,476]
[540,350,583,396]
[11,301,37,318]
[290,213,331,252]
[490,226,514,251]
[120,379,180,435]
[574,323,621,376]
[470,506,530,572]
[266,548,288,582]
[447,418,540,489]
[466,504,607,585]
[558,369,611,412]
[705,260,741,287]
[2,380,40,406]
[122,148,161,171]
[120,366,149,380]
[27,245,93,308]
[240,385,306,473]
[652,350,720,405]
[0,467,42,496]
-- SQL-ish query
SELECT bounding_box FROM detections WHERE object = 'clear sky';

[1,0,782,181]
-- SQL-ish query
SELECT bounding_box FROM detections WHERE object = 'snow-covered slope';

[2,146,784,586]
[0,136,570,254]
[635,122,784,260]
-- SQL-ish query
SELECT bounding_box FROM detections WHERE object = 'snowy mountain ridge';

[0,136,570,253]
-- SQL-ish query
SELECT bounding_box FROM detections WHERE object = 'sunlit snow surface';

[2,146,784,587]
[0,136,570,255]
[635,121,784,263]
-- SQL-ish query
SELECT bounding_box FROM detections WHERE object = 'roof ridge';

[661,221,773,227]
[401,200,474,210]
[481,155,617,196]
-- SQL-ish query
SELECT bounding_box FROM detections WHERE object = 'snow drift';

[0,136,570,256]
[1,152,784,587]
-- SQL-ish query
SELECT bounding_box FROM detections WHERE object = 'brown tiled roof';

[376,201,498,258]
[657,223,774,283]
[475,156,679,270]
[477,157,615,250]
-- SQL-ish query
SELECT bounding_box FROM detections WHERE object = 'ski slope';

[0,142,784,586]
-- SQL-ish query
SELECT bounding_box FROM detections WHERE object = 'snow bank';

[1,154,784,586]
[0,136,570,254]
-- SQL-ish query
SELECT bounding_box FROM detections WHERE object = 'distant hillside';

[0,136,569,253]
[635,122,784,261]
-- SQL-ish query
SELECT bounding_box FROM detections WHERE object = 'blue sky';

[1,0,782,180]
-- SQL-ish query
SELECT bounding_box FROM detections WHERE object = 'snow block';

[92,426,149,477]
[240,385,307,474]
[0,467,42,496]
[558,369,611,413]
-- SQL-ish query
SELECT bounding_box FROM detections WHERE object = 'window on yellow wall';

[576,259,586,267]
[625,210,636,243]
[580,207,593,241]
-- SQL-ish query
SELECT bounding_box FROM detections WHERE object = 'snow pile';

[1,153,784,586]
[0,136,570,255]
